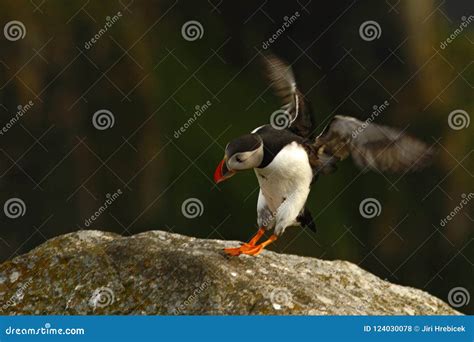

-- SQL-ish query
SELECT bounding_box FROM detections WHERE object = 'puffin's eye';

[235,156,243,163]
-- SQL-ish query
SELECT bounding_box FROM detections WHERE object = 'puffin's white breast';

[254,142,313,212]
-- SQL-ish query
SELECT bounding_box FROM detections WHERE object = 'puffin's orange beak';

[214,157,235,183]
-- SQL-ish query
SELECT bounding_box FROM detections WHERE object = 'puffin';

[214,55,433,256]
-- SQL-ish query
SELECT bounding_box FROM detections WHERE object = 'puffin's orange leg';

[242,227,266,248]
[224,227,266,256]
[241,234,277,256]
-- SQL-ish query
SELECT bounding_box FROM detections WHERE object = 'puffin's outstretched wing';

[312,115,434,173]
[263,54,315,139]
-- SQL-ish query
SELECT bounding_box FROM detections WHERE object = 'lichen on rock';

[0,230,460,315]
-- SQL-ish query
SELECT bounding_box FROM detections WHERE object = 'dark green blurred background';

[0,1,473,313]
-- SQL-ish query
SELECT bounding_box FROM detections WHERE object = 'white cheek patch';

[230,146,263,170]
[238,150,257,162]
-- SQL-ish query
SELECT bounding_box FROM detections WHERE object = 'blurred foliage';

[0,1,473,313]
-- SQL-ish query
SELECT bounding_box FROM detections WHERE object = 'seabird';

[214,55,433,256]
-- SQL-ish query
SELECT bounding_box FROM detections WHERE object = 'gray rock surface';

[0,230,460,315]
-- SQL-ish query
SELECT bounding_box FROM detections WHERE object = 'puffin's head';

[214,133,264,184]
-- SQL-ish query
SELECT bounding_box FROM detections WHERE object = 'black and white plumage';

[214,54,434,256]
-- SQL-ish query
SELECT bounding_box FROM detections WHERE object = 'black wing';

[312,115,434,173]
[263,54,315,139]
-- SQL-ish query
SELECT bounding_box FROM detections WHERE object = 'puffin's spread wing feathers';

[313,115,434,173]
[262,55,433,174]
[264,54,315,139]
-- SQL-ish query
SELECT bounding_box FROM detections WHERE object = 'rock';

[0,230,460,315]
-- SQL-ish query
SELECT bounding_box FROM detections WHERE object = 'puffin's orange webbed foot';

[224,246,244,256]
[224,228,266,256]
[239,244,265,256]
[224,234,277,257]
[223,242,259,256]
